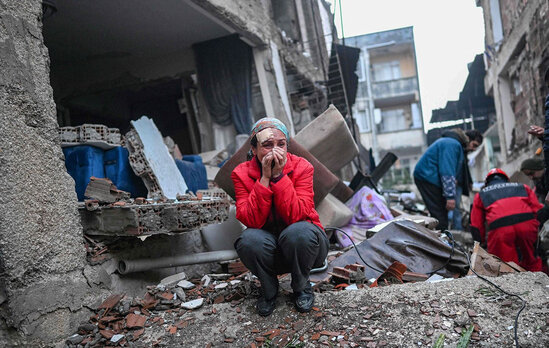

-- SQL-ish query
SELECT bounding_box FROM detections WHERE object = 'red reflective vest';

[231,153,323,233]
[470,182,543,244]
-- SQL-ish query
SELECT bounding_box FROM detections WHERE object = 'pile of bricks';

[64,271,254,347]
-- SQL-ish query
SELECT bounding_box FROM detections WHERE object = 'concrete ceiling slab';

[43,0,232,64]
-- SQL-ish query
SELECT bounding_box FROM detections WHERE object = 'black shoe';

[256,296,276,316]
[294,289,314,313]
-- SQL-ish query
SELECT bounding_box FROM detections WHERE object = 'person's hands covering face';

[261,151,274,180]
[271,147,287,179]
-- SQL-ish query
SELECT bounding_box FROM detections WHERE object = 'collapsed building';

[475,0,549,173]
[0,0,362,345]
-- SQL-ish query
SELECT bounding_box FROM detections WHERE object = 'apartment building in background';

[346,27,426,188]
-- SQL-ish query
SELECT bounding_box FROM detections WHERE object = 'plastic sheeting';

[312,219,469,281]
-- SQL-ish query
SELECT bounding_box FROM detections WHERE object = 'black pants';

[414,178,448,231]
[234,221,329,300]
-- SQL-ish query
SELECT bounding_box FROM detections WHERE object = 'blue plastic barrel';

[63,146,105,201]
[175,155,208,194]
[104,147,148,198]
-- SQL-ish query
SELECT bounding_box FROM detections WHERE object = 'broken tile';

[160,272,187,286]
[215,282,228,290]
[98,294,125,310]
[126,313,147,329]
[181,298,204,310]
[178,280,195,290]
[159,292,174,300]
[110,334,124,343]
[168,325,177,334]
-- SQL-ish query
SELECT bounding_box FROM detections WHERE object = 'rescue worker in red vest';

[470,168,544,271]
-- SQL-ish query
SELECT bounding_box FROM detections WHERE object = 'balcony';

[372,77,418,106]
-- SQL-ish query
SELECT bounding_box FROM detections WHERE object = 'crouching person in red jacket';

[231,117,329,316]
[470,168,544,271]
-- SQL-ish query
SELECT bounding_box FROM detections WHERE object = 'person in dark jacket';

[231,117,329,316]
[414,128,482,230]
[470,168,544,271]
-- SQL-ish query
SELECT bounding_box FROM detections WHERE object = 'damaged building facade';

[345,27,426,188]
[0,0,341,345]
[476,0,549,174]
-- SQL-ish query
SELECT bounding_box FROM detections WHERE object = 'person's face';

[466,140,481,152]
[522,169,544,180]
[251,128,287,161]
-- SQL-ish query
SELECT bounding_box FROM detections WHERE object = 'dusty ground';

[70,271,549,348]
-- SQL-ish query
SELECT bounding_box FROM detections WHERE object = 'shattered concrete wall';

[0,1,106,345]
[478,0,549,173]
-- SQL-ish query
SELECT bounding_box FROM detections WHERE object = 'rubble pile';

[79,178,230,236]
[65,270,257,348]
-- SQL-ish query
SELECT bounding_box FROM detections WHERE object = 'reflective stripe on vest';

[488,212,535,231]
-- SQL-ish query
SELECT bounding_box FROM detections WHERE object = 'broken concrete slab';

[126,116,188,199]
[79,195,229,236]
[181,298,204,310]
[159,272,187,287]
[177,280,195,290]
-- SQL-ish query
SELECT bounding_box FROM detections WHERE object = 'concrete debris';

[160,272,187,286]
[177,280,195,290]
[468,242,526,277]
[59,124,121,149]
[126,116,188,199]
[79,194,230,236]
[83,235,111,265]
[110,334,124,343]
[201,275,211,287]
[328,264,366,285]
[181,298,204,310]
[370,261,407,287]
[84,177,131,203]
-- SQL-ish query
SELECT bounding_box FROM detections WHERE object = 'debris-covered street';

[66,272,549,347]
[2,1,549,347]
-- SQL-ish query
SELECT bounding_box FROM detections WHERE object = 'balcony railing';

[372,77,418,100]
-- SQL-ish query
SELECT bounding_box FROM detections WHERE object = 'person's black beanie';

[520,158,544,171]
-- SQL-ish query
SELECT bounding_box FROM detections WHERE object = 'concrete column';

[252,44,296,135]
[0,1,96,345]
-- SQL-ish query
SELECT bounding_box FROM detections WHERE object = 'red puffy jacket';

[470,182,543,244]
[231,153,323,233]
